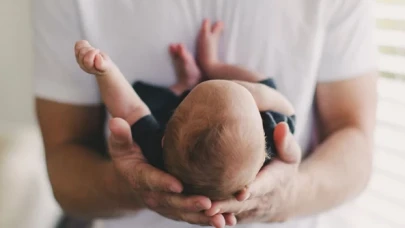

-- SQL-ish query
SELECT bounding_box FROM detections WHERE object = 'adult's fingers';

[108,117,137,158]
[131,164,183,193]
[243,162,280,199]
[208,214,226,228]
[157,210,219,227]
[223,213,237,226]
[234,187,250,202]
[144,192,211,212]
[109,118,183,193]
[187,214,226,228]
[156,210,226,228]
[273,122,301,164]
[206,198,255,216]
[243,123,302,198]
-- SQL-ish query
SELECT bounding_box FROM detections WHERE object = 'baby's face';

[164,80,267,200]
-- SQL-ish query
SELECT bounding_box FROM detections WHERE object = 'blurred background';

[1,0,405,227]
[0,1,62,228]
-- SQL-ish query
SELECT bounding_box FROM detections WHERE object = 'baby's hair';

[163,102,265,200]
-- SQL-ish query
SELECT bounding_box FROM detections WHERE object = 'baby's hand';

[74,40,112,76]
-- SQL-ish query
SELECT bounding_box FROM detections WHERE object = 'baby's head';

[163,80,267,200]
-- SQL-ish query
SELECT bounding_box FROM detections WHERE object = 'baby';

[74,20,295,200]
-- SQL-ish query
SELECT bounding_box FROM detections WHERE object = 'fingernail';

[244,192,251,201]
[195,202,203,210]
[170,185,181,193]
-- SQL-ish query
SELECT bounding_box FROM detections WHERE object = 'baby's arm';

[233,80,295,116]
[75,40,150,125]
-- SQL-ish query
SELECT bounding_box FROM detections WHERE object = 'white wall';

[0,0,35,125]
[0,2,61,228]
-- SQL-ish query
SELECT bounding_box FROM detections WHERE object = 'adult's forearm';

[46,143,143,218]
[293,126,373,217]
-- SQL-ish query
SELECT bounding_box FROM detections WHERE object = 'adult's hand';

[205,122,302,223]
[108,117,233,227]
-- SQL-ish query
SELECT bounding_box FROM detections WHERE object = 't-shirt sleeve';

[32,1,101,105]
[317,0,377,82]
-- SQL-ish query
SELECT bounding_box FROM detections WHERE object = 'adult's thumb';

[273,122,301,164]
[108,117,134,158]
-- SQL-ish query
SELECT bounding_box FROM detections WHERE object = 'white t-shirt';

[33,0,376,227]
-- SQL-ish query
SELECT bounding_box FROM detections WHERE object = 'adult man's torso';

[80,0,326,155]
[55,0,345,227]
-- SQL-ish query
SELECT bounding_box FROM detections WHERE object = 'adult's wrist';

[103,162,145,212]
[287,167,314,219]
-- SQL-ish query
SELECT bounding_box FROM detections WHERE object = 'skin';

[205,72,378,224]
[38,19,264,228]
[73,17,293,210]
[36,100,233,227]
[36,16,377,228]
[164,80,267,201]
[165,19,296,204]
[72,18,286,211]
[41,39,230,227]
[37,71,377,227]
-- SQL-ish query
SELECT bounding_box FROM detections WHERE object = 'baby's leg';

[75,40,150,125]
[168,43,202,95]
[197,19,267,82]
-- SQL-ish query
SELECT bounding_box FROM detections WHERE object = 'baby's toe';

[178,44,193,63]
[201,19,212,35]
[169,43,183,60]
[178,44,186,57]
[211,21,224,36]
[169,44,177,56]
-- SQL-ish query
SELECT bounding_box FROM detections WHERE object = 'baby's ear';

[161,136,165,147]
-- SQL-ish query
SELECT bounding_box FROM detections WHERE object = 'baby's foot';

[197,19,224,72]
[169,43,202,92]
[74,40,115,76]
